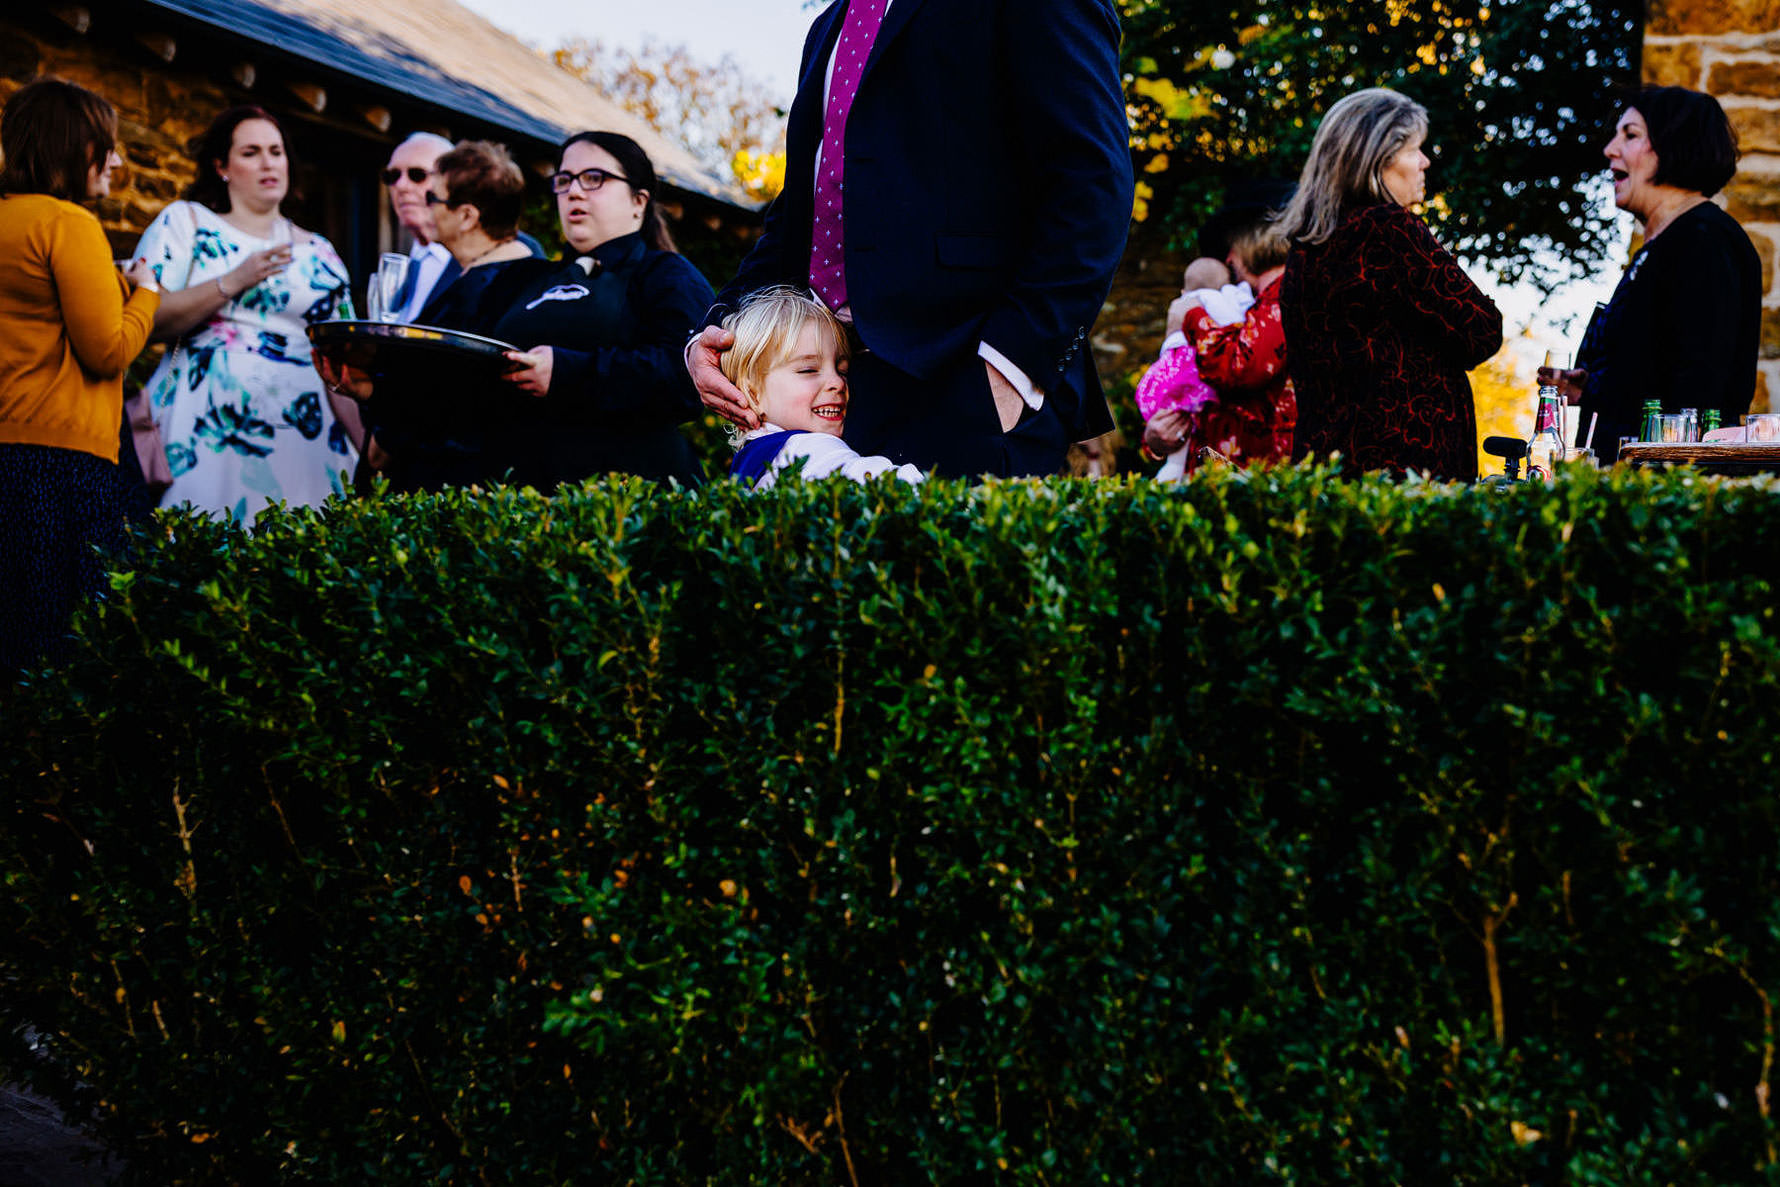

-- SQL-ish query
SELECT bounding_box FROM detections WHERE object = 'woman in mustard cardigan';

[0,78,161,670]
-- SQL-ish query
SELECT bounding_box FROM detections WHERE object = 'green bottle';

[1640,400,1663,442]
[1703,409,1722,434]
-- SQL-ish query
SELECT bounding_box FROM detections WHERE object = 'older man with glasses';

[382,132,548,324]
[381,132,457,322]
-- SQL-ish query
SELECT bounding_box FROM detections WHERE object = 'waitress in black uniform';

[488,131,713,489]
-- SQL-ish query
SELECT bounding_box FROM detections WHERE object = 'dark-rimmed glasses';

[381,166,433,186]
[424,191,453,207]
[549,167,629,194]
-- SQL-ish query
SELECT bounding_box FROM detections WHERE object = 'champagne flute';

[367,252,412,323]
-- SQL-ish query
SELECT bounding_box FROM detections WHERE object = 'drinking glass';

[1657,414,1689,443]
[1563,447,1596,468]
[366,252,412,323]
[1747,413,1780,443]
[1615,436,1637,463]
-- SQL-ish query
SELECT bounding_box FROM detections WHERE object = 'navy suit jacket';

[712,0,1134,442]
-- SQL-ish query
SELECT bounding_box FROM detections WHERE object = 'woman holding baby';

[1139,220,1296,476]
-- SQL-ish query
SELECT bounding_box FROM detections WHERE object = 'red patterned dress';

[1280,203,1501,481]
[1180,277,1296,472]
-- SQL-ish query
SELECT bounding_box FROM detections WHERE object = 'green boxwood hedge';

[6,468,1780,1185]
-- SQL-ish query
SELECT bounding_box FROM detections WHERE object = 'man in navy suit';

[686,0,1134,478]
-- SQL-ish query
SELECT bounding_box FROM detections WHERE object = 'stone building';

[1,0,754,287]
[1645,0,1780,412]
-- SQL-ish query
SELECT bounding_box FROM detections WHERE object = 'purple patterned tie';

[809,0,889,309]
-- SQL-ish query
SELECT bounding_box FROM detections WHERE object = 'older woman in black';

[354,140,541,488]
[1539,87,1761,449]
[482,131,713,489]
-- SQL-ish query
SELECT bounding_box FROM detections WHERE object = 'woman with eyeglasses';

[479,130,714,489]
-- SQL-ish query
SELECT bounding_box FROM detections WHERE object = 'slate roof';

[133,0,753,209]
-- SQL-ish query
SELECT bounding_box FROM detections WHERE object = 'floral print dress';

[135,200,356,523]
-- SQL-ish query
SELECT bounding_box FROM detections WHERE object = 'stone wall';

[1646,0,1780,412]
[0,12,235,257]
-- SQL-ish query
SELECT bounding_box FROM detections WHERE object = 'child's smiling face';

[758,322,848,437]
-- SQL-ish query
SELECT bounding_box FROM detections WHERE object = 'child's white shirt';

[742,424,925,491]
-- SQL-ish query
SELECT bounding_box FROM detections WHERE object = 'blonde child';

[722,287,923,490]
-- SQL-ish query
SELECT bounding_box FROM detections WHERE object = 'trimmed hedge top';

[6,466,1780,1185]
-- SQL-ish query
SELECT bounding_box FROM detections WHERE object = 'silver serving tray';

[307,319,519,358]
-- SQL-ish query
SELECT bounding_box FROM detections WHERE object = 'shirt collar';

[741,421,789,442]
[589,231,647,271]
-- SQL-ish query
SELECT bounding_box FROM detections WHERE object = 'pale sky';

[455,0,815,101]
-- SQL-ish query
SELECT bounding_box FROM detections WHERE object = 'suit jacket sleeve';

[709,191,794,329]
[977,0,1134,395]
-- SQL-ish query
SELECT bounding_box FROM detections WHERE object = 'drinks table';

[1617,442,1780,476]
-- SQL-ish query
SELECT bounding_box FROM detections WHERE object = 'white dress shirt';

[398,240,452,323]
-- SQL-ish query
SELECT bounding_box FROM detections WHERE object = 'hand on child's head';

[1182,256,1232,293]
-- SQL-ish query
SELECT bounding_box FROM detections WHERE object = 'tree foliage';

[554,38,787,204]
[1120,0,1643,284]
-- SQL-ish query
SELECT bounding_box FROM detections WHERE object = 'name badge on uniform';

[525,284,591,311]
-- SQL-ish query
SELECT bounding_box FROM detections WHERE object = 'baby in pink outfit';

[1134,257,1255,481]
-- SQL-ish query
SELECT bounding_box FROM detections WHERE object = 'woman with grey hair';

[1278,88,1501,481]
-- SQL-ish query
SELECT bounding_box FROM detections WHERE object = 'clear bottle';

[1640,400,1664,442]
[1679,407,1700,442]
[1527,391,1566,481]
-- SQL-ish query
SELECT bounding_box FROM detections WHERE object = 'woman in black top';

[1539,87,1761,449]
[483,131,713,489]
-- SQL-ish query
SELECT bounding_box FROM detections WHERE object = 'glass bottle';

[1527,391,1566,481]
[1640,400,1664,442]
[1703,409,1722,435]
[1679,407,1699,443]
